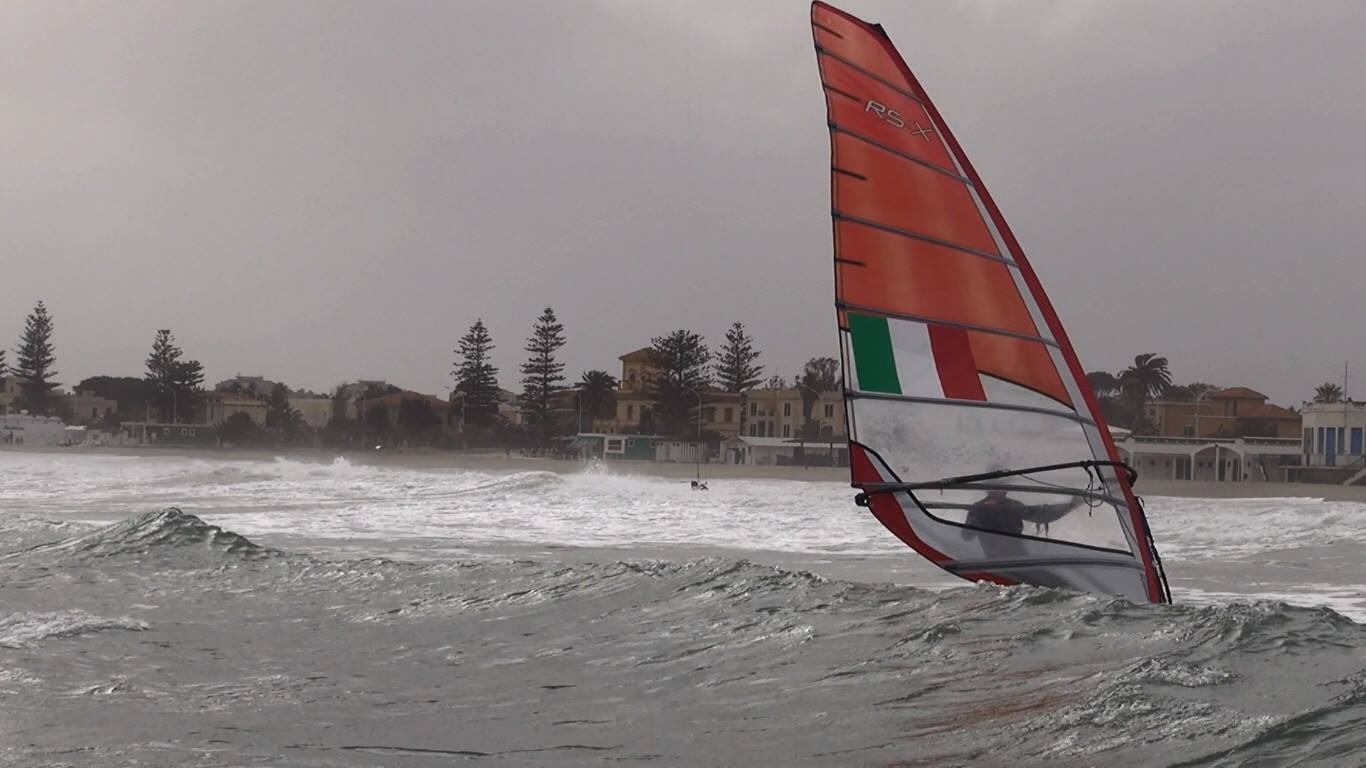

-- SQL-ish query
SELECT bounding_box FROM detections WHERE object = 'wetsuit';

[960,495,1082,562]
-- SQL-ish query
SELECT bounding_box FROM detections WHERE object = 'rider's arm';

[1020,496,1083,525]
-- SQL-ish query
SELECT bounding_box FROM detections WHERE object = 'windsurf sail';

[811,2,1170,603]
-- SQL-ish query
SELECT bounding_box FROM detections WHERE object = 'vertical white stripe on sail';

[887,319,944,399]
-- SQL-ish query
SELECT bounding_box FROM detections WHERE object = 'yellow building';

[598,348,741,439]
[1144,387,1300,439]
[741,387,846,441]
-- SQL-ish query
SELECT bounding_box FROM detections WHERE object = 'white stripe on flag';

[887,319,944,399]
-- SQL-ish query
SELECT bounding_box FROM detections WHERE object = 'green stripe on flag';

[847,313,902,394]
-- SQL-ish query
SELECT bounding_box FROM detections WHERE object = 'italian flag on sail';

[847,313,985,401]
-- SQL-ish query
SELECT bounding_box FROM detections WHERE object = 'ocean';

[2,451,1364,767]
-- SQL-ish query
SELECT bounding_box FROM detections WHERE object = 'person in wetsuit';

[961,489,1082,558]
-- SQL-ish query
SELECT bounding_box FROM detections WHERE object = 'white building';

[1299,401,1366,468]
[723,435,848,467]
[1112,434,1303,482]
[0,414,72,446]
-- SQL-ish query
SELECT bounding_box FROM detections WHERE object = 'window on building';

[824,403,834,418]
[782,424,791,438]
[749,402,757,417]
[767,422,774,437]
[749,424,757,436]
[627,404,635,419]
[606,438,623,452]
[1304,428,1313,457]
[1183,426,1194,437]
[723,407,733,423]
[1317,427,1324,454]
[91,407,98,419]
[783,402,792,417]
[1352,427,1363,456]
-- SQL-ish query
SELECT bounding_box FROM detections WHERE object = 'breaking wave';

[8,508,270,562]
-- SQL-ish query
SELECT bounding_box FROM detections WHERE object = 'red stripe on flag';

[927,324,985,401]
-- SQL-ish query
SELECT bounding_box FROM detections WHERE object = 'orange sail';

[813,2,1169,603]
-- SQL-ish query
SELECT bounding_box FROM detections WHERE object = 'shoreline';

[5,444,1366,501]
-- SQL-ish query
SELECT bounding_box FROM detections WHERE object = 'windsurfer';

[961,489,1081,555]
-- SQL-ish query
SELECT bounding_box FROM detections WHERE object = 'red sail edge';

[812,2,1167,603]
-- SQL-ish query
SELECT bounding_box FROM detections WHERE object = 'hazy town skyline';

[3,1,1363,406]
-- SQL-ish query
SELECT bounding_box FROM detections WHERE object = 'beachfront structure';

[1142,387,1301,439]
[1299,401,1366,470]
[568,433,670,461]
[723,435,849,467]
[0,414,71,445]
[361,391,458,432]
[120,421,216,446]
[1113,434,1302,482]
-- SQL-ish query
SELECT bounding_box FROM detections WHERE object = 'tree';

[265,382,304,439]
[144,330,205,423]
[647,330,711,437]
[454,319,500,427]
[75,376,160,414]
[795,357,840,439]
[519,307,567,443]
[396,397,442,446]
[1118,353,1172,432]
[764,375,786,390]
[0,348,6,377]
[1086,371,1119,398]
[575,370,618,432]
[714,322,764,393]
[1314,382,1344,404]
[13,301,59,415]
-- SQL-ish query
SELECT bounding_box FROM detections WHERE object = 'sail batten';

[812,2,1170,603]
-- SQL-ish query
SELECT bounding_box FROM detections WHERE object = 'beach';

[8,443,1366,501]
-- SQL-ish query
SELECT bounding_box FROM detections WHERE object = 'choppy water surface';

[2,452,1365,766]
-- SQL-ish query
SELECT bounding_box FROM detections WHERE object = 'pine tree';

[714,321,763,393]
[454,319,500,427]
[144,329,205,423]
[519,307,567,442]
[648,329,710,436]
[575,370,618,432]
[13,301,59,415]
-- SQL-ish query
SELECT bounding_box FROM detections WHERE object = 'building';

[1299,401,1366,469]
[723,435,849,467]
[363,391,458,433]
[0,414,71,445]
[1113,433,1303,482]
[289,397,334,429]
[202,391,268,426]
[598,347,742,440]
[214,374,284,398]
[0,376,21,415]
[120,422,217,446]
[741,387,846,441]
[567,433,670,461]
[63,391,119,426]
[1143,387,1300,439]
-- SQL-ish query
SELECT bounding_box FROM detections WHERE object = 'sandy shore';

[6,444,1366,501]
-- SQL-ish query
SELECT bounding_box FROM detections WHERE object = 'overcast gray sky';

[3,0,1362,405]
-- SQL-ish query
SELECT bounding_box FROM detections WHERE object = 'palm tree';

[1313,382,1343,404]
[1118,353,1172,432]
[575,370,618,432]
